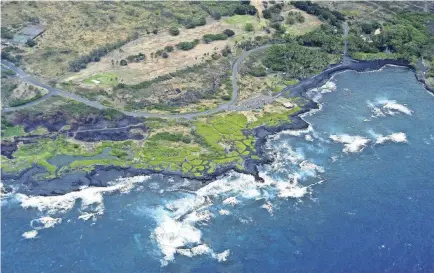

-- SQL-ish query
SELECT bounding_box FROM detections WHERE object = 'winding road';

[1,45,272,119]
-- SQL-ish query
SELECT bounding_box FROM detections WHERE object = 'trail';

[1,45,272,119]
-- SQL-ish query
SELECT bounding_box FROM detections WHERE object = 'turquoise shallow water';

[2,67,434,272]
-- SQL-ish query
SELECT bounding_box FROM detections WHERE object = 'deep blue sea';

[2,67,434,273]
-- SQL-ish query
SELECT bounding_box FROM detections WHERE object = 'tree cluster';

[291,1,345,28]
[68,32,139,72]
[200,1,257,18]
[297,24,343,54]
[286,11,305,25]
[263,41,332,79]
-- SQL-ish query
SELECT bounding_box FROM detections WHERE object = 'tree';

[221,45,232,57]
[26,39,37,47]
[244,23,254,32]
[169,26,180,36]
[120,59,128,66]
[211,11,221,20]
[162,52,169,58]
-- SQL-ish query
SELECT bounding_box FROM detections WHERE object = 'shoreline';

[2,57,430,197]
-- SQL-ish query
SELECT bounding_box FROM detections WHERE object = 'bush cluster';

[291,1,344,28]
[68,32,139,72]
[177,39,200,51]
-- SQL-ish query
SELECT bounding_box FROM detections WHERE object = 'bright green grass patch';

[285,79,299,85]
[83,72,119,87]
[248,106,302,129]
[1,125,26,138]
[224,15,268,29]
[30,126,50,135]
[273,83,287,93]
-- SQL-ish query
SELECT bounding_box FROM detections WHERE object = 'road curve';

[1,45,272,119]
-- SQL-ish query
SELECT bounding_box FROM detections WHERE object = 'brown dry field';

[63,18,267,85]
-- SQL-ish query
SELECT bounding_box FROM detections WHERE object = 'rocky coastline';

[2,57,431,197]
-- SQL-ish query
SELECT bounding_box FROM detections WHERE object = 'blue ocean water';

[2,67,434,273]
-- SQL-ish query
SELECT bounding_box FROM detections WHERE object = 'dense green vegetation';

[292,1,345,28]
[297,24,343,54]
[263,42,335,79]
[177,39,200,51]
[349,13,434,63]
[199,1,257,19]
[203,33,229,43]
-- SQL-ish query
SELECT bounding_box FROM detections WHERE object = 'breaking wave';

[374,132,408,145]
[330,134,371,153]
[14,175,151,236]
[368,99,413,117]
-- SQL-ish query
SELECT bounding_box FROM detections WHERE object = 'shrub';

[221,45,232,57]
[68,32,139,72]
[1,27,13,39]
[152,29,158,34]
[244,23,254,32]
[177,39,200,51]
[211,11,221,20]
[203,33,228,43]
[223,29,235,37]
[248,66,267,77]
[165,45,174,52]
[184,17,207,29]
[287,17,296,25]
[26,39,37,47]
[169,26,180,36]
[120,59,128,66]
[162,52,169,58]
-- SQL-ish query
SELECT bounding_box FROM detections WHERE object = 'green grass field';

[83,72,119,87]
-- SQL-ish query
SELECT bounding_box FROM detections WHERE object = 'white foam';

[219,209,231,215]
[300,161,325,174]
[16,176,151,220]
[305,134,314,142]
[261,201,274,215]
[375,132,408,144]
[30,216,62,230]
[151,213,202,264]
[382,100,412,115]
[22,230,38,239]
[214,249,230,262]
[330,134,370,153]
[222,196,239,206]
[190,244,212,256]
[369,99,413,117]
[318,81,337,93]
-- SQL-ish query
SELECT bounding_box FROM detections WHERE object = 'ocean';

[2,66,434,273]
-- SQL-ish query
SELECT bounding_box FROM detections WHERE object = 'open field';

[63,16,266,85]
[0,2,211,80]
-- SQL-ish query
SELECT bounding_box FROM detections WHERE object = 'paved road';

[1,45,272,119]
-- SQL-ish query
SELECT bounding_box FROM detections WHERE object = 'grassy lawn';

[225,15,268,30]
[83,72,119,87]
[1,125,26,138]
